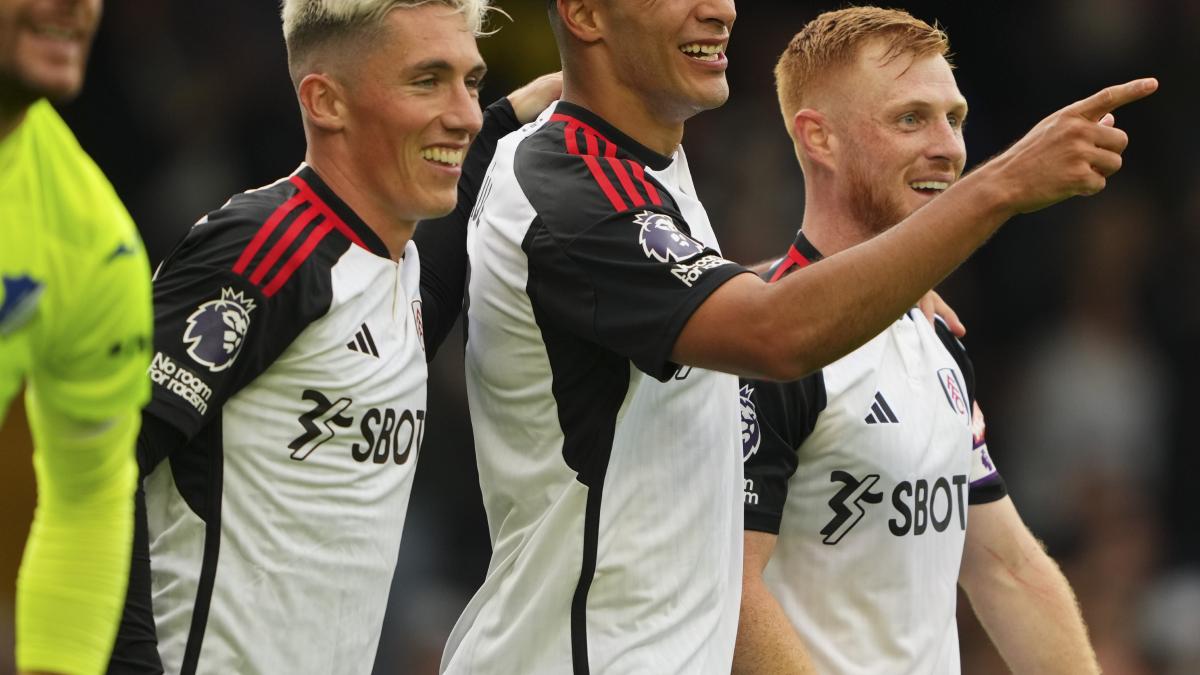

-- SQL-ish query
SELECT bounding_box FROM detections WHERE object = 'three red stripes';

[551,113,662,213]
[232,174,370,297]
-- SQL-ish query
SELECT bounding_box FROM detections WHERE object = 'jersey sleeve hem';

[744,511,783,534]
[645,263,752,382]
[967,476,1008,505]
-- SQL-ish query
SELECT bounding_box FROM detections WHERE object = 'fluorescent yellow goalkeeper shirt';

[0,100,152,675]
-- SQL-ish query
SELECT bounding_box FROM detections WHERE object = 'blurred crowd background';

[2,1,1198,673]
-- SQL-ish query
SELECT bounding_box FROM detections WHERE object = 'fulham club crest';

[937,367,970,422]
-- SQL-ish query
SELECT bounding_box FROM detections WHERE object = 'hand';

[984,78,1157,215]
[917,290,965,337]
[506,72,564,124]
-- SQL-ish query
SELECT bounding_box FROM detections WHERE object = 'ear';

[298,72,347,133]
[793,108,836,171]
[559,0,604,44]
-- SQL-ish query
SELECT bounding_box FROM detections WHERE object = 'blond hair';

[282,0,495,82]
[775,6,950,124]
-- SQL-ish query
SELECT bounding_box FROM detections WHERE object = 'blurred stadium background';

[3,1,1198,673]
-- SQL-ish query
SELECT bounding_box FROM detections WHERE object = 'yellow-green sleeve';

[16,401,139,675]
[15,121,152,673]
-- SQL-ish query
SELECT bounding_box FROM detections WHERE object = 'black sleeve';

[145,201,330,439]
[514,135,752,381]
[933,318,1007,504]
[107,413,182,675]
[742,374,826,533]
[525,207,748,381]
[414,98,521,359]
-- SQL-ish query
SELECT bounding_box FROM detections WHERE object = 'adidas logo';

[864,392,899,425]
[346,323,379,358]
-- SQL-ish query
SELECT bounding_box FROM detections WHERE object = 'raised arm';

[673,79,1157,380]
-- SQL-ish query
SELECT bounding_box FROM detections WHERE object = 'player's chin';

[21,65,85,103]
[411,192,458,222]
[687,79,729,113]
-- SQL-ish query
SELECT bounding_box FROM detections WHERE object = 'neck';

[0,93,32,142]
[561,72,684,157]
[798,182,875,257]
[304,148,414,261]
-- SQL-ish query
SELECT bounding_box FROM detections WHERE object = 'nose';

[441,82,484,138]
[697,0,736,32]
[927,118,966,171]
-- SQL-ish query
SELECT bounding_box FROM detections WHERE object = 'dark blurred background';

[3,1,1198,673]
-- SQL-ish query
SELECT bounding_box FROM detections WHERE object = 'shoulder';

[933,315,969,360]
[932,314,976,396]
[162,174,353,298]
[23,102,139,253]
[513,117,680,239]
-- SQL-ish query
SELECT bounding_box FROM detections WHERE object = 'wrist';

[955,160,1019,224]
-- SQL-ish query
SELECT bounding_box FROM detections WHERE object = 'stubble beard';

[845,156,913,240]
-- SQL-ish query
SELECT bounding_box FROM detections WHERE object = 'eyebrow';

[892,99,969,114]
[408,58,488,76]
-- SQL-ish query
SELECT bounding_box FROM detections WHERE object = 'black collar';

[552,101,675,171]
[788,230,824,266]
[295,164,392,260]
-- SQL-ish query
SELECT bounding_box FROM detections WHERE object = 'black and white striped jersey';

[742,231,1006,674]
[441,101,752,674]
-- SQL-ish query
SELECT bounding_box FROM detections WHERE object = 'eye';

[412,76,437,89]
[465,76,485,94]
[898,112,920,128]
[948,113,964,129]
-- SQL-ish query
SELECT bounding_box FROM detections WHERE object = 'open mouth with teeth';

[679,43,725,62]
[420,147,464,168]
[32,24,79,41]
[910,180,949,195]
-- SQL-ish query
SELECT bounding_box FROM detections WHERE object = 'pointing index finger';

[1072,78,1158,121]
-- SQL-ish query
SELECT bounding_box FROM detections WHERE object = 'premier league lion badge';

[635,211,704,263]
[740,384,761,462]
[183,287,256,372]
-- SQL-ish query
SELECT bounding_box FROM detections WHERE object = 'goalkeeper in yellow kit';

[0,0,152,673]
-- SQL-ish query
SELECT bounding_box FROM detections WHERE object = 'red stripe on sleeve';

[232,192,308,275]
[248,205,321,285]
[564,123,627,212]
[262,220,334,297]
[628,161,662,206]
[290,175,368,251]
[607,156,646,207]
[562,120,582,155]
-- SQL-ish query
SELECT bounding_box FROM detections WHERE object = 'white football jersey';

[743,232,1005,674]
[442,102,750,674]
[124,165,429,675]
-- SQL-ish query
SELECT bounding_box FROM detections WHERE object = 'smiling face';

[597,0,735,122]
[832,39,967,234]
[337,4,485,223]
[0,0,102,104]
